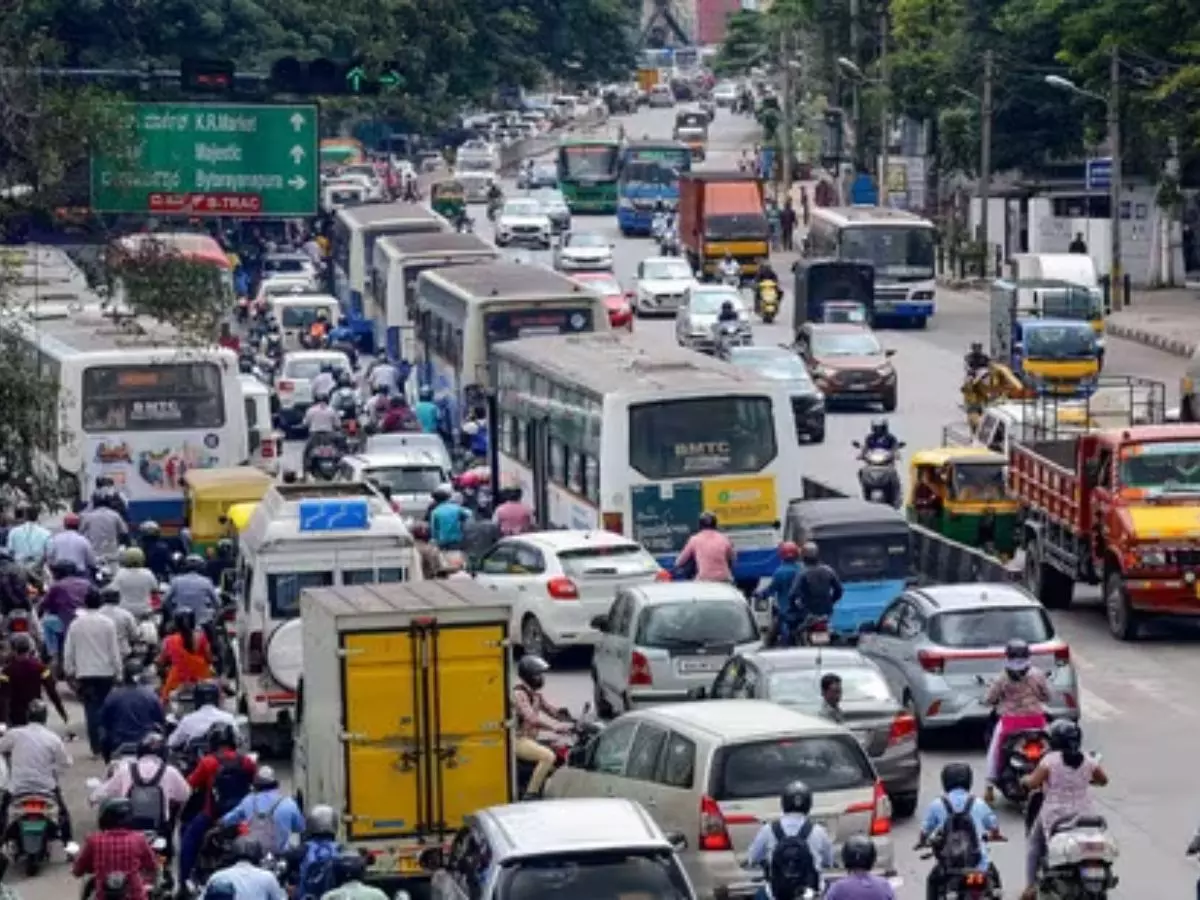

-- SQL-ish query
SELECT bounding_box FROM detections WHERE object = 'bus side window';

[549,438,567,483]
[567,450,584,495]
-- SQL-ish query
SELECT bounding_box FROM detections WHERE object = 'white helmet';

[462,421,480,436]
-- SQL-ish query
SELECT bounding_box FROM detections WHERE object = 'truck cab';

[989,279,1102,396]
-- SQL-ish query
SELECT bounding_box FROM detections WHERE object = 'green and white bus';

[556,137,621,213]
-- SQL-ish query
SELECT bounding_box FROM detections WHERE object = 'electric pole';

[979,50,994,277]
[781,29,794,198]
[878,9,890,205]
[849,0,862,167]
[1109,45,1123,308]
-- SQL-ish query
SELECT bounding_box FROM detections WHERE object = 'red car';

[572,272,633,331]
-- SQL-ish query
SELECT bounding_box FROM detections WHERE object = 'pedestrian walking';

[780,199,798,252]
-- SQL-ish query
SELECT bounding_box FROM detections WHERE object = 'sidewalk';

[1105,288,1200,358]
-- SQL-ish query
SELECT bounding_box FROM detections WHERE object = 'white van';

[239,375,281,475]
[268,293,341,350]
[234,482,422,752]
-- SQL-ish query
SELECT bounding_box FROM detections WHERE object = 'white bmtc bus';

[491,332,802,590]
[807,206,937,327]
[12,300,246,528]
[415,261,610,426]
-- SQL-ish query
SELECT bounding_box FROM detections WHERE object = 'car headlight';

[880,365,897,381]
[1138,548,1168,567]
[815,366,835,380]
[618,198,633,209]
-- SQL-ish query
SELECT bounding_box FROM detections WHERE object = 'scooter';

[988,713,1049,806]
[852,440,904,508]
[757,279,780,323]
[6,792,66,875]
[516,703,604,798]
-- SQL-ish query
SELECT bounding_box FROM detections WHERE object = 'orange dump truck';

[1012,414,1200,640]
[678,171,769,278]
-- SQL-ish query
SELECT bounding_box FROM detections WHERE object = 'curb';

[1104,320,1197,358]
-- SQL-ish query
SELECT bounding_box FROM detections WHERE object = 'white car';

[472,530,667,658]
[335,164,385,201]
[553,232,614,271]
[713,82,739,107]
[632,256,698,317]
[261,252,318,281]
[455,158,498,201]
[495,198,552,248]
[335,450,451,520]
[254,275,320,308]
[275,349,353,434]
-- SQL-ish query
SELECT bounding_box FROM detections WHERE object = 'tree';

[715,11,769,75]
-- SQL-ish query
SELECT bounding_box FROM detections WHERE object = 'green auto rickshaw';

[431,179,467,222]
[906,446,1018,558]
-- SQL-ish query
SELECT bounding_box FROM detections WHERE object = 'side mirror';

[885,349,896,358]
[686,686,708,700]
[666,831,689,851]
[418,847,445,871]
[857,621,877,634]
[590,614,609,632]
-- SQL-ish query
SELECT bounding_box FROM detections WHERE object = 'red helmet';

[458,470,482,489]
[63,512,81,529]
[410,522,430,541]
[778,541,800,561]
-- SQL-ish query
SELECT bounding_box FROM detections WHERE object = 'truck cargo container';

[678,172,769,278]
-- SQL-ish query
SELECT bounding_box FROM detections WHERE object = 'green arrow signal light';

[345,66,366,91]
[379,71,401,87]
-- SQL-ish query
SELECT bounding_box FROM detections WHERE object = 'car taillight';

[1053,644,1071,666]
[260,439,276,458]
[808,619,828,633]
[546,577,578,600]
[20,799,46,812]
[886,712,917,747]
[917,650,944,674]
[277,380,294,393]
[699,795,733,851]
[248,631,264,674]
[602,511,624,534]
[629,650,652,686]
[654,569,672,582]
[223,606,237,623]
[847,780,891,836]
[9,619,27,633]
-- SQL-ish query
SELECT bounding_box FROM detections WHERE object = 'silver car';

[554,231,614,272]
[856,582,1082,734]
[590,582,761,717]
[531,187,571,232]
[675,284,751,352]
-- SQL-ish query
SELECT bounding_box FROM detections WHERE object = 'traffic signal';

[269,57,404,95]
[181,57,235,94]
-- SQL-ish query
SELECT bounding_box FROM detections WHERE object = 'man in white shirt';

[62,590,123,758]
[0,700,75,849]
[166,681,237,752]
[98,586,139,660]
[206,836,286,900]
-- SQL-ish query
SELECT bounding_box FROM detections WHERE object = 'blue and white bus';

[616,140,692,236]
[330,202,448,352]
[807,206,938,327]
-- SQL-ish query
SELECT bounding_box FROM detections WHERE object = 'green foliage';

[715,11,769,75]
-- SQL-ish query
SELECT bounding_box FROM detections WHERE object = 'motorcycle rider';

[486,182,504,219]
[99,584,139,661]
[80,491,128,562]
[5,503,50,568]
[651,201,671,239]
[164,555,221,646]
[157,609,215,704]
[430,491,471,551]
[323,852,390,900]
[919,763,1001,900]
[861,418,900,455]
[983,639,1050,804]
[425,484,452,523]
[330,371,359,420]
[0,633,68,728]
[286,806,343,900]
[825,835,895,900]
[71,799,156,900]
[167,680,234,753]
[414,385,440,434]
[363,384,391,428]
[220,766,304,856]
[379,396,419,434]
[717,298,740,324]
[964,340,990,378]
[40,559,90,664]
[47,512,96,576]
[0,699,75,851]
[180,723,258,886]
[303,391,341,436]
[675,512,734,582]
[409,523,441,580]
[753,257,780,313]
[90,732,188,849]
[0,548,29,616]
[137,521,174,583]
[97,660,165,762]
[718,251,741,283]
[204,836,285,900]
[1019,720,1108,900]
[367,351,401,395]
[754,542,802,647]
[512,655,571,800]
[112,547,160,619]
[788,542,843,634]
[745,780,834,898]
[493,487,534,537]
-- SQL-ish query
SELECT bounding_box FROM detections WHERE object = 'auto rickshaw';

[430,178,467,222]
[183,467,274,553]
[226,501,259,534]
[906,447,1017,558]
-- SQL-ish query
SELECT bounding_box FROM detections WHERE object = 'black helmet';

[194,680,221,708]
[216,538,235,558]
[139,520,161,537]
[9,633,34,656]
[940,761,973,793]
[1005,638,1031,660]
[517,654,550,690]
[1047,718,1082,753]
[137,732,166,758]
[780,780,813,814]
[231,835,264,865]
[870,417,887,434]
[99,797,133,830]
[49,559,78,579]
[432,485,452,502]
[698,511,717,530]
[306,804,338,838]
[184,553,206,573]
[207,722,238,750]
[27,698,48,724]
[122,659,143,685]
[100,584,121,604]
[841,834,877,871]
[173,607,197,632]
[334,852,368,885]
[970,341,983,352]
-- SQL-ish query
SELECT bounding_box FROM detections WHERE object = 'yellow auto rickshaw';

[183,467,274,553]
[906,447,1018,558]
[430,178,467,222]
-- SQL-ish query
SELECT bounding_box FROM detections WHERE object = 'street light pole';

[979,49,994,277]
[1108,45,1123,309]
[781,30,794,199]
[878,10,890,205]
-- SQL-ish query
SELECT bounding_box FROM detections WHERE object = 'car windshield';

[533,165,557,179]
[712,735,875,799]
[284,359,348,380]
[1022,324,1098,360]
[457,158,495,172]
[643,260,693,281]
[496,852,692,900]
[579,277,621,295]
[819,536,909,582]
[534,191,566,209]
[280,306,334,329]
[340,166,375,180]
[558,544,659,579]
[264,257,308,273]
[690,290,742,315]
[566,233,607,248]
[1118,441,1200,492]
[811,330,882,356]
[366,465,445,495]
[635,600,757,648]
[729,350,812,383]
[505,200,541,216]
[768,666,894,708]
[928,607,1052,648]
[948,462,1008,501]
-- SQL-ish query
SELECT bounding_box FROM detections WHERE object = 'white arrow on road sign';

[290,145,305,164]
[290,112,306,132]
[288,175,307,190]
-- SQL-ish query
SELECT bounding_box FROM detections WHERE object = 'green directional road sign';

[91,102,319,217]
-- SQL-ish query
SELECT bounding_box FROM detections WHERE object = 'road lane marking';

[1078,686,1121,722]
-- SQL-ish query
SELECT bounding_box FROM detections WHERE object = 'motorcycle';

[517,703,604,798]
[305,436,343,481]
[659,229,680,256]
[77,831,171,898]
[916,832,1005,900]
[853,440,904,507]
[711,320,751,356]
[1036,811,1118,898]
[6,792,64,875]
[989,714,1049,806]
[487,196,502,221]
[797,615,831,647]
[757,279,780,323]
[720,265,741,287]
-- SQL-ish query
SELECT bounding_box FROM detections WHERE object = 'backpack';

[298,840,340,900]
[768,819,818,900]
[937,796,983,870]
[210,752,253,817]
[245,793,285,850]
[127,760,167,831]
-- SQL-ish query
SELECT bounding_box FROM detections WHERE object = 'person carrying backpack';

[180,723,257,885]
[745,780,834,900]
[221,767,304,855]
[918,762,1002,900]
[284,805,342,900]
[90,732,189,859]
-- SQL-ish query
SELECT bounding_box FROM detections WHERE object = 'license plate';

[1079,865,1106,879]
[848,384,870,391]
[396,856,424,874]
[808,631,831,645]
[677,658,719,673]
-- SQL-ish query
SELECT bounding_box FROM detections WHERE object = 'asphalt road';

[23,103,1198,900]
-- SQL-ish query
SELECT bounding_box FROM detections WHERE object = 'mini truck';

[293,579,515,888]
[678,171,769,279]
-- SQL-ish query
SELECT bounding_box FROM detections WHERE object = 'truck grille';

[512,225,541,235]
[875,287,908,302]
[1169,548,1200,567]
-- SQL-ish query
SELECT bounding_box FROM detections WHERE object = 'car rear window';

[768,666,894,707]
[636,601,757,649]
[558,544,659,579]
[929,607,1052,648]
[711,735,875,800]
[496,851,691,900]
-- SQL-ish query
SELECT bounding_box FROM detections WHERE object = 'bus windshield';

[484,306,597,348]
[559,145,619,180]
[628,395,776,478]
[82,363,225,432]
[840,225,935,279]
[620,161,678,187]
[624,146,691,174]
